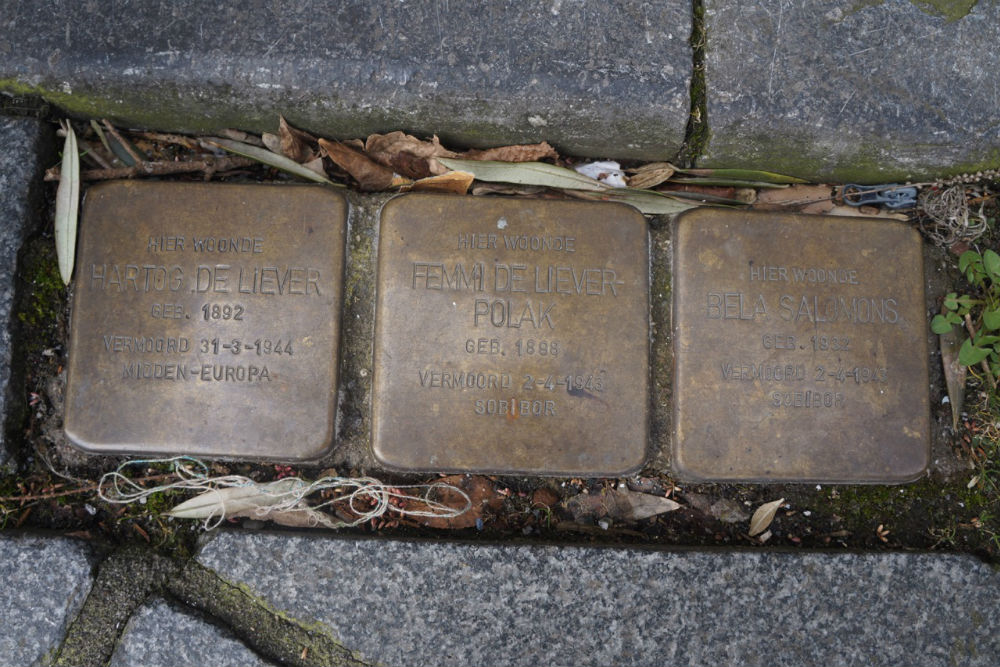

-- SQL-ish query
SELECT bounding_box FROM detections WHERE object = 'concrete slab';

[0,1,692,160]
[701,0,1000,181]
[0,117,51,467]
[109,598,278,667]
[198,532,1000,667]
[0,534,95,666]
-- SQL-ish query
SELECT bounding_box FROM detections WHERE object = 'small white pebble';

[803,511,811,517]
[598,519,609,530]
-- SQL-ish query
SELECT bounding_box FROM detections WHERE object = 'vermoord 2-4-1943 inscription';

[672,209,930,483]
[372,194,649,476]
[64,182,347,460]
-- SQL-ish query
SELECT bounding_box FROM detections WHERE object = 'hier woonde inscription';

[64,182,347,460]
[672,209,930,483]
[372,195,649,476]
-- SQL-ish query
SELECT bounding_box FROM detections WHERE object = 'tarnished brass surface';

[372,194,649,475]
[672,209,929,482]
[64,182,347,460]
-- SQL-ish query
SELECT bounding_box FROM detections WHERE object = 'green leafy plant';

[932,249,1000,376]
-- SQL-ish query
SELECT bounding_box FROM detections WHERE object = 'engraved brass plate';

[64,182,347,460]
[372,194,649,476]
[673,209,929,482]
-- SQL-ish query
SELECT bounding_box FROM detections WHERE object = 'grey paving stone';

[0,1,691,160]
[0,117,50,468]
[0,533,96,667]
[109,598,278,667]
[702,0,1000,181]
[198,532,1000,667]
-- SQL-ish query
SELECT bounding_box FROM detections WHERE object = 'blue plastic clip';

[842,184,918,210]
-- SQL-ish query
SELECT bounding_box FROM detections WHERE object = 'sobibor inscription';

[64,182,347,459]
[672,209,929,482]
[372,194,649,475]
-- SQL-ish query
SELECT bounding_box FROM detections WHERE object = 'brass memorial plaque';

[64,182,347,460]
[673,209,929,482]
[372,194,649,476]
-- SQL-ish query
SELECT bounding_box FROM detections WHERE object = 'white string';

[97,456,472,530]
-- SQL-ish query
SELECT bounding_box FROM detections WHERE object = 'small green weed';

[932,248,1000,377]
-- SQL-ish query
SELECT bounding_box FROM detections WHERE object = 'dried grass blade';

[206,137,340,186]
[437,158,608,191]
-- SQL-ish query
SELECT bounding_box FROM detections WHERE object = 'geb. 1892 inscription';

[372,194,649,476]
[64,182,347,460]
[672,209,929,482]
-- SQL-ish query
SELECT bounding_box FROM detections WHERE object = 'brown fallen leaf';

[261,132,282,155]
[405,474,503,530]
[749,498,785,537]
[364,131,458,178]
[753,184,833,210]
[403,170,475,194]
[301,156,328,179]
[567,488,680,523]
[463,141,558,163]
[318,138,396,191]
[278,115,318,163]
[627,162,676,189]
[939,309,967,429]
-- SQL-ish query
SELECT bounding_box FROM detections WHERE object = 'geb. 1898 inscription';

[64,182,347,460]
[672,209,929,482]
[372,194,649,476]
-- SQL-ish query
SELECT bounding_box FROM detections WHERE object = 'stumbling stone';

[0,534,96,666]
[0,117,51,468]
[672,209,928,482]
[701,0,1000,181]
[373,194,649,476]
[64,182,347,460]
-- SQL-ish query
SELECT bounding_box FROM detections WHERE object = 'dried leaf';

[216,128,265,146]
[365,131,458,178]
[278,115,318,163]
[568,188,698,215]
[753,184,833,210]
[437,158,608,191]
[55,121,80,285]
[319,138,395,191]
[206,137,339,186]
[656,188,751,206]
[939,309,967,429]
[627,162,677,190]
[261,132,281,154]
[464,141,558,163]
[675,167,808,184]
[406,475,502,529]
[471,183,547,197]
[708,498,749,524]
[166,479,307,520]
[230,504,341,529]
[301,156,328,179]
[749,498,785,537]
[567,489,680,523]
[404,170,475,194]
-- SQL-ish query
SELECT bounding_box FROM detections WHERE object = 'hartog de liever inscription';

[672,209,930,482]
[64,182,347,460]
[372,194,649,476]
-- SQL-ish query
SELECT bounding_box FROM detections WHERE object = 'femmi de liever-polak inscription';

[672,209,930,483]
[64,182,347,460]
[372,195,649,476]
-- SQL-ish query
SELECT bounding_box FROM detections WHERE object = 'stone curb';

[0,0,692,161]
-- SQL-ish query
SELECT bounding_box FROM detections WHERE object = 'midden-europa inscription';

[64,182,347,460]
[672,209,929,482]
[372,194,649,476]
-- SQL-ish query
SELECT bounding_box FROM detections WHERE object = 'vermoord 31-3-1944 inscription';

[64,182,347,460]
[372,194,649,476]
[672,209,930,483]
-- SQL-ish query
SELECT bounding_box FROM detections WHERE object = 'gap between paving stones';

[52,543,369,667]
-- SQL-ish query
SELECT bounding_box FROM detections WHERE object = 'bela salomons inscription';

[372,194,649,475]
[64,182,347,459]
[672,209,929,482]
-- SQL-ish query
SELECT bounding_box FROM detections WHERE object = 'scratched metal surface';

[64,181,347,460]
[372,194,650,476]
[672,208,929,482]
